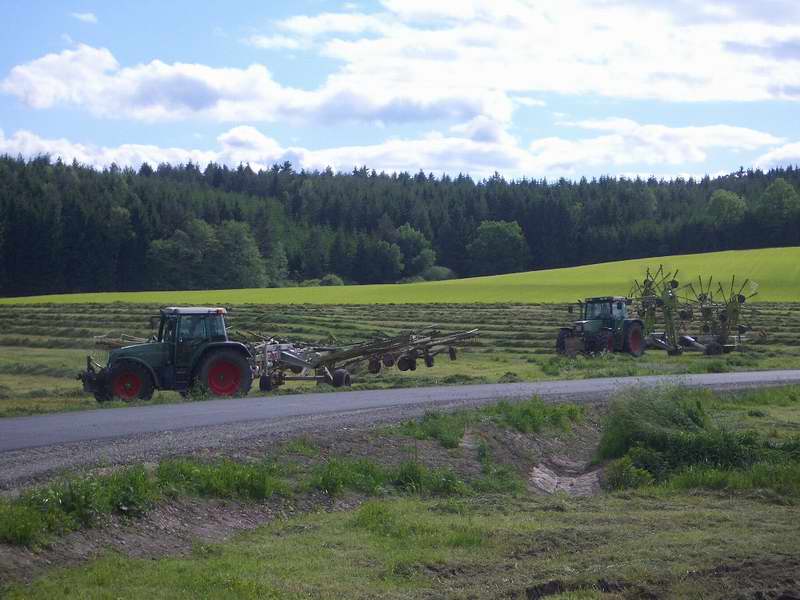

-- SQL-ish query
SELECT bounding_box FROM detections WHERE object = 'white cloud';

[71,12,98,24]
[6,0,800,130]
[755,142,800,169]
[528,119,783,172]
[279,0,800,103]
[0,118,784,180]
[1,44,502,124]
[244,34,303,50]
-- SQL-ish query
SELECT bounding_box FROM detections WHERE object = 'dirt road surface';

[1,370,799,489]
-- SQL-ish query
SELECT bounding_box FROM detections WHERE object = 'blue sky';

[1,0,800,179]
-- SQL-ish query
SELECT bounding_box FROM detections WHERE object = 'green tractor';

[79,307,254,401]
[556,296,645,358]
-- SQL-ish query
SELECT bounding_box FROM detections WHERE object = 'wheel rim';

[630,328,642,354]
[207,360,241,396]
[113,370,142,400]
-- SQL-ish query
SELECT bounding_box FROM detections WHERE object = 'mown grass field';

[3,386,800,598]
[1,301,799,417]
[1,247,798,305]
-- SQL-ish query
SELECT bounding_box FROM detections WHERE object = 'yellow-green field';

[2,247,798,305]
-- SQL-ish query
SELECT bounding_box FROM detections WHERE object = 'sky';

[1,0,799,180]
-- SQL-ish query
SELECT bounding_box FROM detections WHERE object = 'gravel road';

[1,370,799,489]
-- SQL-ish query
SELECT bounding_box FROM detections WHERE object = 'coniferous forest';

[0,155,799,296]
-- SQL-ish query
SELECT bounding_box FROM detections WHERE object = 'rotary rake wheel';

[685,275,759,353]
[629,265,690,354]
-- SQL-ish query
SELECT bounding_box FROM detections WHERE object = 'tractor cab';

[574,297,630,335]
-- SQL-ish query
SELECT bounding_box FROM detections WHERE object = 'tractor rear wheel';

[199,350,252,397]
[109,361,154,402]
[624,323,645,358]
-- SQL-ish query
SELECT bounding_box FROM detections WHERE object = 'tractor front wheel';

[624,323,645,358]
[109,362,154,402]
[556,329,570,355]
[199,350,252,397]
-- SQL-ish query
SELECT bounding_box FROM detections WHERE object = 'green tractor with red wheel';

[79,307,255,402]
[79,307,479,402]
[556,296,645,358]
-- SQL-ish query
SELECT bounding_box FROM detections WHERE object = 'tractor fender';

[109,356,161,388]
[191,342,253,378]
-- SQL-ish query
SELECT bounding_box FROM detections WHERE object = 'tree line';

[0,155,798,296]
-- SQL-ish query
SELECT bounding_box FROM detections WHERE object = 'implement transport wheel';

[624,323,645,358]
[368,358,382,374]
[259,374,273,392]
[397,356,417,372]
[424,354,434,368]
[332,368,351,388]
[704,341,723,356]
[109,361,154,402]
[199,350,252,397]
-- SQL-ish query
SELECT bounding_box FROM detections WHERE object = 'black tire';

[623,323,645,358]
[424,354,434,368]
[259,374,273,392]
[382,353,395,367]
[409,359,417,371]
[704,341,723,356]
[368,359,382,374]
[556,329,570,355]
[397,356,412,371]
[332,368,351,387]
[448,347,457,361]
[198,350,252,397]
[108,361,154,402]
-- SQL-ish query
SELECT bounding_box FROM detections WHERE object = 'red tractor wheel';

[624,323,645,358]
[199,350,252,397]
[109,362,154,402]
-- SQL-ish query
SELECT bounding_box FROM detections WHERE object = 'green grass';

[395,396,584,448]
[6,493,799,599]
[2,247,799,304]
[0,466,159,546]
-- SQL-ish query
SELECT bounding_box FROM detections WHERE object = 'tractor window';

[206,315,227,340]
[612,302,628,319]
[585,303,611,320]
[161,317,177,343]
[179,315,206,341]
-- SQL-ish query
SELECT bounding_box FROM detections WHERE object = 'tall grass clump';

[396,411,469,448]
[599,386,800,495]
[482,397,583,433]
[0,466,159,546]
[157,458,289,500]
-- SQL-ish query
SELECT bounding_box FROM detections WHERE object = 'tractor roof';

[583,296,628,303]
[161,307,227,315]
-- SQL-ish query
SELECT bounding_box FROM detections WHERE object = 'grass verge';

[599,385,800,496]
